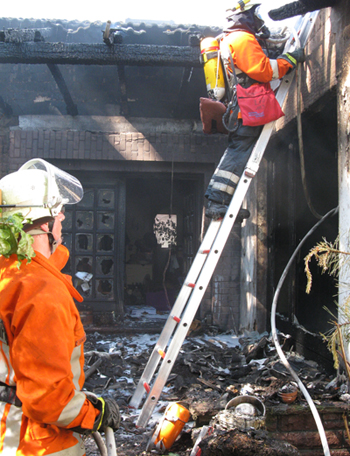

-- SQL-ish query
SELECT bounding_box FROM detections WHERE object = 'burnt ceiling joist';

[47,64,78,116]
[0,42,201,67]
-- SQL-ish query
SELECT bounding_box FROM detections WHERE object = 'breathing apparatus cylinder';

[200,37,226,101]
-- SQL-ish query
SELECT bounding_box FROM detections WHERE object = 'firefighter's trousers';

[205,121,263,205]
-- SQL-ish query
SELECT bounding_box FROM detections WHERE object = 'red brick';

[273,430,344,449]
[278,413,317,432]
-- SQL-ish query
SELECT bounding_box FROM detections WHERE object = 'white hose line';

[270,207,338,456]
[105,427,118,456]
[92,432,107,456]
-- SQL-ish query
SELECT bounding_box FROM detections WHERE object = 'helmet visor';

[19,159,83,215]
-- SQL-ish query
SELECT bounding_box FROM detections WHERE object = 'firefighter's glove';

[278,48,305,72]
[96,397,121,432]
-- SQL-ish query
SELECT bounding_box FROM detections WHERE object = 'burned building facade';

[0,2,345,365]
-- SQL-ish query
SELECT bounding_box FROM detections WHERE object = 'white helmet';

[0,159,83,223]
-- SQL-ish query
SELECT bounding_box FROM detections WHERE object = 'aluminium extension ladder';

[130,10,319,429]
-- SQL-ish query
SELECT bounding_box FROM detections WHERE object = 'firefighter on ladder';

[0,159,120,455]
[202,0,305,220]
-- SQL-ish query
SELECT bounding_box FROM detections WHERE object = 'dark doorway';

[125,174,202,312]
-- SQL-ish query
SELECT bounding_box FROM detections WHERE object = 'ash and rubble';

[82,306,347,456]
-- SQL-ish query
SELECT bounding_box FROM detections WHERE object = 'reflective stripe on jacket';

[0,245,99,455]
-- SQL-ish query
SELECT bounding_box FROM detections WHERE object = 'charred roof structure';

[0,1,345,373]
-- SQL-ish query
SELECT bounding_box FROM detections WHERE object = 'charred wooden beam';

[0,42,201,67]
[47,64,78,116]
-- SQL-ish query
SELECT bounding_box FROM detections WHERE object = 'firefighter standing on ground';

[0,159,120,455]
[204,1,305,220]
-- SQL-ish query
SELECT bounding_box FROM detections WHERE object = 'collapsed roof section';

[0,18,223,119]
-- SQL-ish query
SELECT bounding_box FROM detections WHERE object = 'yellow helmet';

[226,0,261,15]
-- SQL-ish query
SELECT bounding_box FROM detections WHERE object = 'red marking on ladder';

[158,349,165,359]
[143,382,151,393]
[173,316,181,323]
[187,283,195,288]
[202,249,210,254]
[244,170,255,178]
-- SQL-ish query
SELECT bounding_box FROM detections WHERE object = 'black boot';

[205,201,228,220]
[205,201,250,222]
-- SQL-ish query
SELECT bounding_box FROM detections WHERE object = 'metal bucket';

[213,395,266,432]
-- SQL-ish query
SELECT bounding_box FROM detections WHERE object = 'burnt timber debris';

[0,23,203,117]
[0,42,201,66]
[82,326,350,456]
[0,25,201,67]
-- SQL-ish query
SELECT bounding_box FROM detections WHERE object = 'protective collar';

[224,5,268,38]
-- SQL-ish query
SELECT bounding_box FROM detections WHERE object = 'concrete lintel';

[15,115,203,135]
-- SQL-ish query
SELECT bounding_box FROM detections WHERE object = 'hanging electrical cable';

[271,205,338,456]
[162,154,176,311]
[296,62,323,219]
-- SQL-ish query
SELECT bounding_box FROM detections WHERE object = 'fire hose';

[271,206,338,456]
[92,428,117,456]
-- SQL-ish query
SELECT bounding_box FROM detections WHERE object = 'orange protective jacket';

[0,245,99,455]
[221,29,293,84]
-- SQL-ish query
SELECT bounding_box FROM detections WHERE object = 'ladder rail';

[136,169,255,428]
[133,10,320,428]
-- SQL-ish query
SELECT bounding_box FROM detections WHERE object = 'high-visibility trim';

[0,403,22,454]
[56,391,86,427]
[71,344,83,391]
[96,397,105,431]
[269,59,280,80]
[211,182,235,195]
[48,437,85,456]
[213,169,240,184]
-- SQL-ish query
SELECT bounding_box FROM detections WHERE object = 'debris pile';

[82,312,346,456]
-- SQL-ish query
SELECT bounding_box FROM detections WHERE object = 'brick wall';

[266,402,350,455]
[7,129,226,171]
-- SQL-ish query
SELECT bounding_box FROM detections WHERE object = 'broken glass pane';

[76,211,94,230]
[77,189,94,208]
[75,279,92,298]
[97,234,114,251]
[75,233,93,251]
[74,258,93,297]
[75,256,92,273]
[96,256,114,276]
[98,189,115,208]
[96,279,113,298]
[97,212,115,230]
